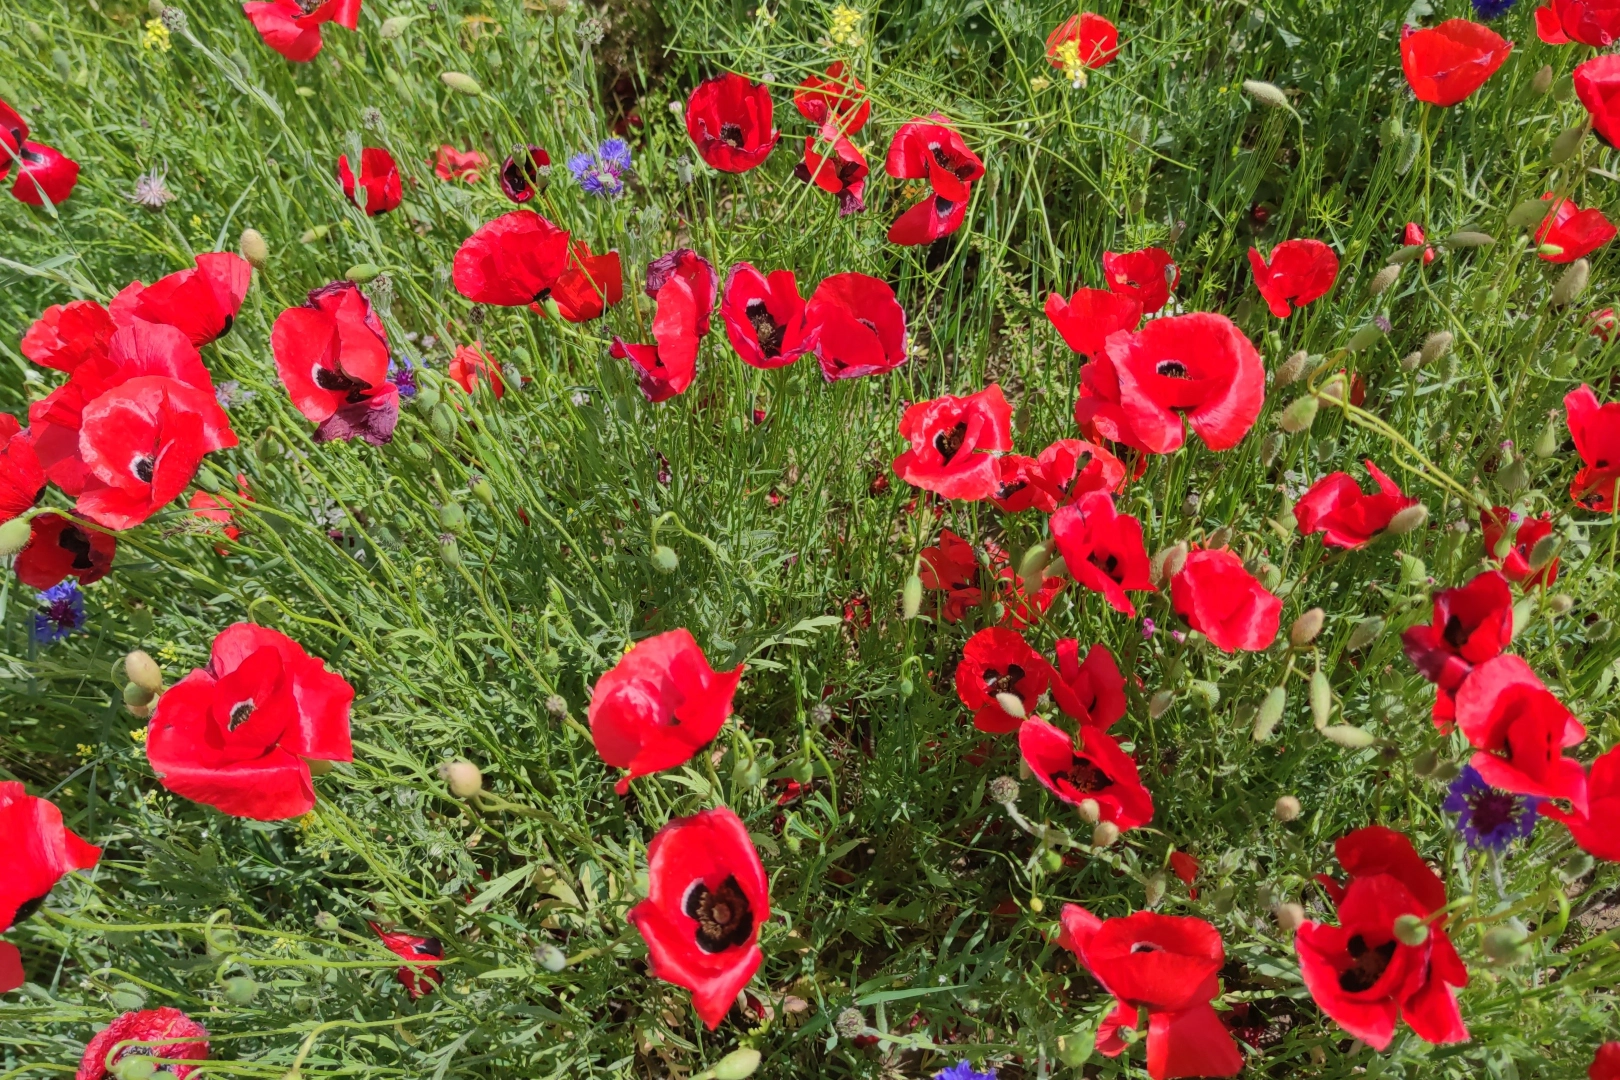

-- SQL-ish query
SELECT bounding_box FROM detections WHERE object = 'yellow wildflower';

[130,727,148,744]
[142,18,171,52]
[76,743,96,760]
[1053,39,1088,88]
[829,5,864,47]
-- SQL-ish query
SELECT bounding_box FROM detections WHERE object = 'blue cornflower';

[567,138,632,198]
[934,1064,996,1080]
[33,582,85,645]
[1443,765,1540,850]
[1470,0,1517,18]
[388,357,419,400]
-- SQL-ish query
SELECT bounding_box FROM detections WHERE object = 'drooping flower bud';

[1077,797,1101,824]
[1387,503,1429,535]
[1274,350,1308,387]
[1278,395,1318,433]
[0,516,33,556]
[1151,541,1188,585]
[1273,902,1305,933]
[1412,748,1440,777]
[1508,197,1551,228]
[1345,322,1387,352]
[1368,264,1401,296]
[1549,593,1575,615]
[1273,795,1301,822]
[1534,412,1563,459]
[222,975,259,1005]
[380,14,412,37]
[1444,231,1496,249]
[651,545,679,574]
[1393,914,1429,947]
[1552,259,1591,307]
[124,682,155,708]
[994,691,1027,720]
[1017,541,1051,586]
[1531,64,1553,96]
[1144,870,1168,909]
[1252,686,1287,741]
[1347,615,1384,651]
[1420,330,1453,365]
[901,572,923,619]
[345,262,381,284]
[239,227,270,269]
[439,759,483,798]
[1149,689,1175,719]
[1092,820,1121,847]
[1550,122,1589,164]
[440,71,482,95]
[1309,669,1332,729]
[1399,350,1423,371]
[1290,608,1325,647]
[1482,924,1531,966]
[1242,80,1290,109]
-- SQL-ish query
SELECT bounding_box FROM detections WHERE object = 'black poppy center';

[133,456,155,484]
[684,876,754,954]
[929,144,975,180]
[982,664,1025,697]
[1339,934,1398,992]
[997,478,1028,499]
[218,314,234,338]
[314,364,373,404]
[13,893,48,924]
[935,422,969,463]
[1442,613,1470,649]
[1088,549,1123,583]
[19,146,46,166]
[745,298,786,357]
[412,936,445,959]
[1129,940,1163,954]
[719,123,746,148]
[1155,360,1189,378]
[228,700,255,730]
[1466,789,1520,837]
[58,525,96,570]
[1051,757,1115,796]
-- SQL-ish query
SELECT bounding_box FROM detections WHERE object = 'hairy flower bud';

[1368,263,1401,296]
[1278,395,1318,433]
[239,227,270,269]
[1149,689,1175,718]
[1273,902,1305,933]
[711,1049,762,1080]
[1309,669,1332,729]
[1347,615,1384,651]
[1552,259,1591,307]
[901,572,923,619]
[1092,820,1121,847]
[380,14,412,37]
[1077,797,1101,824]
[1386,503,1429,535]
[1322,725,1377,748]
[440,71,482,95]
[1345,322,1387,352]
[651,545,679,574]
[1242,80,1290,109]
[125,650,164,694]
[1531,63,1554,96]
[1274,350,1308,387]
[1252,686,1287,741]
[439,759,482,798]
[1144,870,1168,909]
[1273,795,1301,822]
[1290,608,1325,647]
[534,942,566,971]
[994,691,1027,720]
[1445,231,1495,249]
[1550,122,1589,164]
[989,775,1020,804]
[1482,924,1531,966]
[1151,541,1188,585]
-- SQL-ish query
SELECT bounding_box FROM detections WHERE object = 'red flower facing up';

[892,384,1013,500]
[434,144,488,184]
[0,413,44,523]
[628,807,769,1029]
[1057,905,1243,1080]
[271,281,398,446]
[1593,1043,1620,1080]
[110,252,253,347]
[611,273,703,403]
[542,242,623,323]
[919,529,983,622]
[1045,13,1122,70]
[1171,547,1280,653]
[954,626,1052,733]
[21,300,115,373]
[499,145,552,203]
[794,62,870,138]
[1044,286,1142,358]
[10,141,80,207]
[1050,490,1155,615]
[1020,719,1153,829]
[14,513,115,590]
[1248,239,1339,318]
[0,781,100,931]
[1076,312,1265,454]
[721,263,808,369]
[1454,655,1588,811]
[77,1008,208,1080]
[1481,507,1558,587]
[242,0,360,62]
[795,135,868,216]
[1400,19,1512,107]
[146,623,355,820]
[1403,222,1436,265]
[453,211,572,307]
[338,148,403,216]
[1541,744,1620,862]
[1296,826,1468,1050]
[685,72,779,173]
[448,342,504,399]
[589,630,744,794]
[1552,0,1620,45]
[885,116,985,246]
[1401,570,1513,731]
[801,272,908,380]
[1103,248,1178,315]
[1535,194,1617,263]
[1050,639,1126,728]
[1565,384,1620,511]
[1294,460,1418,549]
[369,922,445,999]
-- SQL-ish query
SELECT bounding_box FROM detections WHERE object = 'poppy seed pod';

[438,759,482,798]
[123,682,155,708]
[901,572,923,619]
[988,775,1021,804]
[711,1049,762,1080]
[1532,64,1553,96]
[1552,259,1591,306]
[1278,395,1319,432]
[239,228,270,269]
[1273,795,1301,821]
[115,1060,156,1080]
[1274,350,1308,386]
[1421,330,1453,364]
[440,71,482,96]
[1273,902,1305,933]
[1368,263,1401,296]
[345,262,380,284]
[651,545,679,574]
[1290,607,1325,646]
[437,502,466,534]
[1144,870,1168,908]
[438,534,461,567]
[1017,542,1051,585]
[1551,122,1589,164]
[125,650,164,694]
[1387,502,1429,535]
[1252,686,1287,741]
[1242,79,1291,109]
[470,478,495,509]
[1534,413,1562,459]
[1091,820,1121,847]
[1392,913,1429,948]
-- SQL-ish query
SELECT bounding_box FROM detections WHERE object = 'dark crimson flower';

[1169,851,1199,893]
[794,62,870,137]
[448,342,504,399]
[543,242,623,323]
[1537,2,1573,39]
[919,528,982,622]
[1075,312,1265,454]
[1593,1043,1620,1080]
[645,249,719,333]
[10,142,79,206]
[721,263,807,368]
[242,0,360,63]
[1566,383,1620,511]
[1044,286,1141,358]
[1535,194,1616,263]
[892,385,1013,500]
[498,145,551,202]
[954,626,1051,733]
[1444,764,1540,850]
[14,513,115,590]
[1540,744,1620,861]
[1481,507,1558,587]
[1057,905,1243,1080]
[1050,490,1154,615]
[147,623,354,820]
[77,1008,207,1080]
[271,281,398,446]
[802,272,908,380]
[0,942,19,993]
[0,99,28,179]
[1170,547,1280,653]
[368,922,445,999]
[1454,655,1588,810]
[1401,570,1513,732]
[1020,719,1153,829]
[589,630,743,794]
[794,135,868,215]
[685,72,779,173]
[1103,248,1178,314]
[1294,460,1418,549]
[611,274,703,402]
[1552,0,1620,44]
[628,807,768,1029]
[1400,19,1512,106]
[434,144,488,184]
[1248,239,1338,318]
[338,147,402,216]
[1050,640,1126,728]
[1297,827,1468,1050]
[452,211,572,306]
[1403,222,1436,265]
[885,116,985,246]
[109,252,253,347]
[0,780,100,931]
[0,414,43,523]
[21,300,115,373]
[1045,13,1122,71]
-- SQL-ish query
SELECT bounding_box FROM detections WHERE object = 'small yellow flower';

[142,18,171,52]
[1053,39,1088,88]
[76,743,96,760]
[829,5,864,47]
[129,727,148,744]
[189,214,203,230]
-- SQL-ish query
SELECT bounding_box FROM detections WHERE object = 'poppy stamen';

[1050,758,1115,799]
[132,455,155,484]
[58,525,96,570]
[12,894,47,924]
[1338,934,1398,992]
[745,299,787,357]
[683,876,754,954]
[313,365,371,394]
[1154,360,1189,378]
[719,123,746,148]
[228,700,255,730]
[934,422,969,463]
[982,663,1026,697]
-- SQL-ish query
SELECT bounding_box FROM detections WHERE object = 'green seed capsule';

[345,262,381,283]
[712,1049,762,1080]
[1393,914,1429,947]
[1041,849,1064,873]
[1395,128,1422,175]
[0,516,33,557]
[651,545,679,574]
[115,1058,157,1080]
[406,441,433,463]
[1550,123,1588,163]
[123,682,155,708]
[438,502,466,533]
[430,402,457,440]
[222,976,258,1005]
[415,385,441,412]
[439,535,462,566]
[471,478,495,509]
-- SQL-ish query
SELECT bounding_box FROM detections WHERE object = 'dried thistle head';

[128,168,176,210]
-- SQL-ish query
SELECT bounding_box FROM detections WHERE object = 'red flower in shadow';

[1045,287,1141,358]
[1294,460,1418,549]
[14,513,115,590]
[1103,248,1178,315]
[242,0,360,62]
[434,144,488,184]
[77,1008,207,1080]
[449,342,504,399]
[1536,194,1616,262]
[338,147,402,216]
[1050,640,1126,728]
[271,281,398,445]
[721,263,808,369]
[955,626,1051,733]
[892,385,1012,500]
[1540,744,1620,861]
[1481,506,1558,587]
[1565,384,1620,510]
[22,300,115,374]
[1050,490,1154,615]
[795,135,868,216]
[802,273,908,379]
[498,145,551,202]
[1401,570,1512,732]
[1248,239,1338,318]
[0,780,100,932]
[1455,655,1588,811]
[1020,719,1153,829]
[0,413,44,524]
[369,922,445,999]
[794,62,870,138]
[1400,19,1511,107]
[685,73,779,173]
[885,116,984,245]
[110,253,253,348]
[1045,13,1121,69]
[453,211,572,306]
[1170,547,1280,652]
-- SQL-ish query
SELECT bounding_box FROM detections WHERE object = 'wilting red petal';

[1248,239,1339,318]
[685,72,779,173]
[1044,287,1141,358]
[0,780,101,932]
[77,1008,208,1080]
[892,384,1012,500]
[1400,19,1512,107]
[337,147,402,216]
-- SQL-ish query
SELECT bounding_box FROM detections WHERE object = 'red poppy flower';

[1480,507,1558,587]
[1454,655,1587,810]
[794,135,868,216]
[1170,547,1280,653]
[452,211,572,306]
[1077,312,1265,455]
[271,281,397,445]
[1248,239,1338,318]
[498,145,551,202]
[0,99,28,177]
[627,806,769,1029]
[543,242,623,323]
[1400,19,1512,107]
[146,623,354,820]
[1537,3,1573,40]
[77,1008,208,1080]
[720,263,808,368]
[1553,0,1620,45]
[588,629,743,795]
[14,513,115,590]
[646,249,718,331]
[0,942,19,993]
[189,476,248,545]
[1294,460,1418,549]
[1050,640,1126,728]
[1577,55,1620,150]
[954,626,1051,733]
[337,148,402,216]
[795,62,869,139]
[1050,491,1154,615]
[1169,850,1198,890]
[1057,904,1243,1080]
[885,116,985,246]
[1540,745,1620,862]
[990,455,1049,513]
[1401,570,1513,732]
[448,342,504,399]
[685,72,779,173]
[1041,438,1127,506]
[1403,222,1436,265]
[0,781,100,932]
[434,144,488,184]
[802,272,908,380]
[1593,1043,1620,1080]
[1586,307,1617,342]
[242,0,360,62]
[21,300,115,374]
[1565,384,1620,511]
[1020,719,1153,828]
[1103,248,1177,315]
[611,276,702,402]
[1044,287,1142,358]
[368,922,445,999]
[919,528,982,622]
[0,414,43,523]
[10,141,79,206]
[1535,194,1616,263]
[1045,13,1122,69]
[892,384,1012,500]
[109,253,253,347]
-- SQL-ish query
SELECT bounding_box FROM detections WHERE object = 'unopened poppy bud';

[1252,686,1287,741]
[306,757,334,776]
[0,515,32,557]
[1551,122,1589,164]
[430,402,457,440]
[901,572,923,619]
[788,758,814,784]
[415,384,440,412]
[994,692,1027,720]
[1417,331,1452,366]
[1321,725,1376,748]
[1535,413,1562,459]
[470,477,495,509]
[380,14,411,37]
[898,676,915,697]
[1531,63,1554,96]
[1482,924,1531,965]
[1400,350,1423,371]
[835,1007,866,1038]
[1290,608,1325,647]
[1274,795,1301,822]
[407,441,433,464]
[525,941,566,972]
[300,223,330,244]
[1274,350,1308,387]
[438,501,466,534]
[732,757,763,788]
[1538,242,1565,258]
[1309,669,1332,729]
[125,650,164,694]
[1548,593,1575,615]
[1395,128,1421,175]
[116,1059,157,1080]
[1278,395,1318,433]
[1508,197,1550,228]
[314,910,339,930]
[1347,615,1384,651]
[1273,902,1305,933]
[1393,914,1429,947]
[222,975,259,1005]
[651,545,679,574]
[1431,759,1461,782]
[1445,231,1496,249]
[1091,821,1121,847]
[1525,533,1559,573]
[1588,618,1612,640]
[1188,679,1220,709]
[1207,525,1233,550]
[345,262,381,284]
[1149,689,1175,719]
[711,1049,761,1080]
[989,775,1020,804]
[1345,322,1386,352]
[440,71,482,95]
[439,759,483,798]
[239,227,270,269]
[1552,259,1591,306]
[1260,431,1285,465]
[1368,264,1401,296]
[1077,797,1101,824]
[1144,870,1167,909]
[123,681,155,708]
[1041,848,1064,873]
[1386,503,1428,535]
[1018,541,1051,585]
[1151,541,1188,584]
[1242,79,1290,109]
